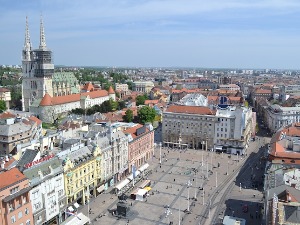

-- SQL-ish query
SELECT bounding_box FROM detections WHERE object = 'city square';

[78,135,268,225]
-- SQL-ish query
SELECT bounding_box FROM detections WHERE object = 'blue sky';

[1,0,300,69]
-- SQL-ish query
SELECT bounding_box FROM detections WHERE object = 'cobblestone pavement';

[77,137,269,225]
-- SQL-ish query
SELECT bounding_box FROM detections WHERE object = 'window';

[10,186,19,195]
[26,220,31,225]
[25,208,29,215]
[11,215,16,223]
[18,211,23,219]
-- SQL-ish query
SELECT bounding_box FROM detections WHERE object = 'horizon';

[1,1,300,69]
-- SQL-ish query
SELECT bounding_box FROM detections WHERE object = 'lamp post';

[210,150,213,171]
[165,207,172,224]
[206,160,209,179]
[178,134,182,160]
[227,160,229,175]
[187,180,192,212]
[159,142,162,164]
[85,187,90,223]
[194,170,198,199]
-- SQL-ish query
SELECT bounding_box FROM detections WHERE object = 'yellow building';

[61,144,101,206]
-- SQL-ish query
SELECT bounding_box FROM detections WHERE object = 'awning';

[97,185,105,193]
[74,202,80,209]
[115,179,130,191]
[68,206,74,212]
[127,170,141,180]
[138,163,149,172]
[61,213,90,225]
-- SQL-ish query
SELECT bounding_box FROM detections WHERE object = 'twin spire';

[24,15,47,51]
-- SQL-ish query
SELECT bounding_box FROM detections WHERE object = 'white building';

[132,81,154,93]
[280,85,300,101]
[265,104,300,133]
[21,156,66,225]
[219,84,240,91]
[214,106,253,155]
[162,104,254,154]
[115,83,129,93]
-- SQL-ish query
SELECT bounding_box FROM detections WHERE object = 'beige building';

[0,113,42,155]
[115,83,129,93]
[58,142,102,206]
[162,104,254,154]
[0,88,11,109]
[132,81,154,93]
[162,105,217,150]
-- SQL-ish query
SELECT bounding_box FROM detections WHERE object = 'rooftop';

[165,105,216,115]
[0,168,27,190]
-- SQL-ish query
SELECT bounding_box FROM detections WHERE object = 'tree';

[0,100,7,112]
[123,109,134,122]
[138,106,156,124]
[136,95,148,106]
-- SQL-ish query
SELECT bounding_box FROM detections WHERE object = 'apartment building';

[0,168,33,225]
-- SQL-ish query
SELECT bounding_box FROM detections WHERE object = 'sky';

[1,0,300,69]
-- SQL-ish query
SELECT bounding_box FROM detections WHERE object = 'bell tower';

[22,16,54,111]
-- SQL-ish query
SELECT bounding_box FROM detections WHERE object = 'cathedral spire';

[39,15,47,50]
[24,16,32,51]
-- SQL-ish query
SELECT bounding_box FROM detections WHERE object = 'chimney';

[5,155,9,162]
[1,161,5,169]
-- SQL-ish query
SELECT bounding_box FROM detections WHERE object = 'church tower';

[22,16,54,111]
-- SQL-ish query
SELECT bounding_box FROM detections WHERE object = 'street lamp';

[165,207,172,224]
[187,180,192,212]
[159,142,162,164]
[194,170,198,199]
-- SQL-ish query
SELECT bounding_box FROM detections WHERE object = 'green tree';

[123,109,134,122]
[138,106,156,124]
[136,95,148,106]
[126,81,133,90]
[118,100,126,109]
[0,100,6,112]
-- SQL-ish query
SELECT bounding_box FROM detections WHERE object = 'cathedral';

[22,17,115,122]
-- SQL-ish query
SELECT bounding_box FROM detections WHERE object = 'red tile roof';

[40,93,52,106]
[0,87,10,92]
[123,124,146,139]
[82,82,94,91]
[166,105,216,115]
[255,89,272,94]
[39,90,109,106]
[0,168,27,189]
[108,86,115,94]
[269,124,300,163]
[0,111,16,119]
[28,116,42,126]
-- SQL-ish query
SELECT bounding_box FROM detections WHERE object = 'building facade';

[132,81,154,93]
[124,124,154,173]
[0,168,34,225]
[0,88,11,109]
[21,156,67,225]
[0,114,42,155]
[59,143,101,207]
[162,105,217,150]
[265,104,300,133]
[214,106,253,155]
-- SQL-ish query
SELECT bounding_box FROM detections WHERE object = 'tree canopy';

[0,100,6,112]
[123,109,134,122]
[138,106,156,124]
[136,94,149,106]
